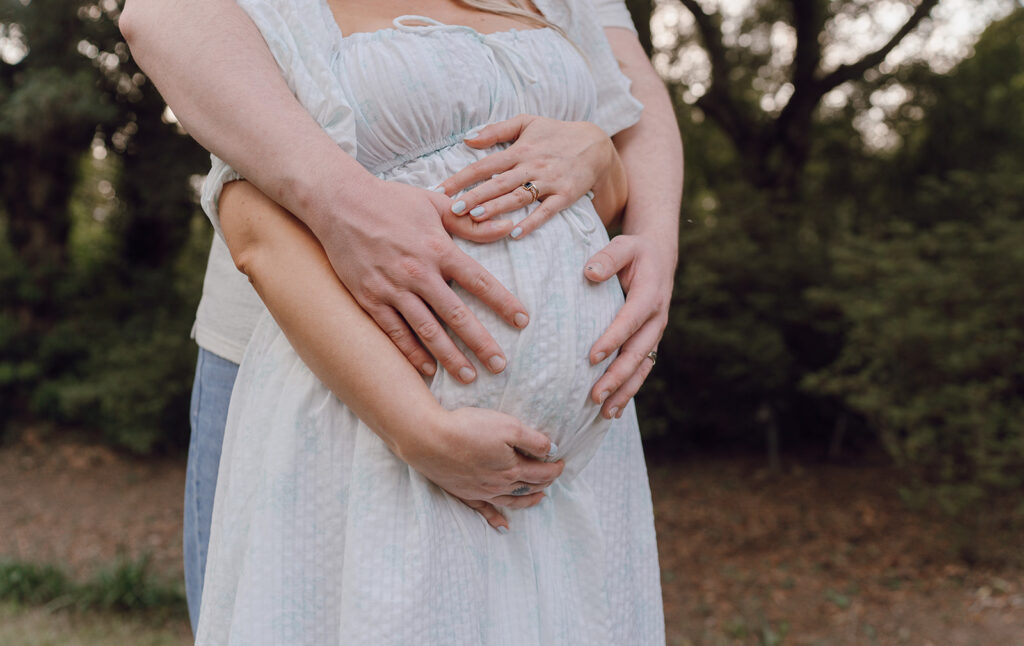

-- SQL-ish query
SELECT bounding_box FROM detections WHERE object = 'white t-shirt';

[192,0,641,363]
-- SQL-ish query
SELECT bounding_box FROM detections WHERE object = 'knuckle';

[445,303,472,327]
[506,466,524,483]
[593,250,615,266]
[624,348,647,366]
[470,272,492,296]
[424,234,451,256]
[415,318,443,341]
[399,258,427,280]
[381,322,409,342]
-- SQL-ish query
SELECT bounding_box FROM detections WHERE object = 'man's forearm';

[120,0,368,234]
[606,28,684,265]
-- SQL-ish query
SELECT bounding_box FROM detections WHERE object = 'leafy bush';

[0,562,72,605]
[0,558,186,616]
[804,206,1024,513]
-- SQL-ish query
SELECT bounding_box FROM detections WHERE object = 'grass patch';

[0,558,186,619]
[0,602,191,646]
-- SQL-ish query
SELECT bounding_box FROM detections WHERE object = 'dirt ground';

[0,429,1021,646]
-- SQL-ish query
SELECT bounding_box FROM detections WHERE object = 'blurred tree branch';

[677,0,942,197]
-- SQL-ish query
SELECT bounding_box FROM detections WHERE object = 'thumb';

[512,424,558,461]
[584,235,635,282]
[442,210,515,243]
[462,115,528,149]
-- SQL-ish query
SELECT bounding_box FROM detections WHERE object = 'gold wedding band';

[646,350,658,367]
[520,181,540,203]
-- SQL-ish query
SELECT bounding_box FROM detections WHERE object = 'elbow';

[229,244,263,285]
[218,181,269,280]
[222,220,265,282]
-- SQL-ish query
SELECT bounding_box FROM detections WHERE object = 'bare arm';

[584,27,684,418]
[120,0,526,383]
[218,180,565,528]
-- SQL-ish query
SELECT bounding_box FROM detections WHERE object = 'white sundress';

[197,16,663,646]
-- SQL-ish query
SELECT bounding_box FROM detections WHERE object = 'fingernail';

[598,390,610,404]
[609,406,619,418]
[586,262,604,275]
[510,226,523,239]
[513,312,529,328]
[458,366,475,383]
[594,351,607,363]
[421,362,436,376]
[470,205,486,218]
[546,442,559,458]
[496,525,509,535]
[451,200,467,215]
[585,190,595,200]
[488,355,506,373]
[464,125,484,140]
[430,185,446,193]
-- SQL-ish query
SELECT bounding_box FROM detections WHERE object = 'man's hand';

[584,233,674,419]
[309,179,530,383]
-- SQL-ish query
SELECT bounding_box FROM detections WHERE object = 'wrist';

[622,224,679,269]
[279,155,385,240]
[387,400,451,466]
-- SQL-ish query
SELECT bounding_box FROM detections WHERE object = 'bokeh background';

[1,0,1022,644]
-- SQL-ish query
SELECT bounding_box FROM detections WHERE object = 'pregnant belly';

[383,146,624,480]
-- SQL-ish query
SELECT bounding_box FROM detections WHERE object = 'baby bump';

[426,201,624,481]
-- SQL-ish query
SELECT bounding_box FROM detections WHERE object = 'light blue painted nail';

[510,226,523,239]
[430,185,446,193]
[451,200,467,215]
[546,442,559,458]
[585,190,595,200]
[470,205,486,218]
[464,125,484,140]
[496,526,509,535]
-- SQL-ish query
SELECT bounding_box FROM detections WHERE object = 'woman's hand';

[583,233,675,419]
[436,114,625,238]
[396,406,564,531]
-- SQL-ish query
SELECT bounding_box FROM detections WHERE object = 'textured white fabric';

[592,0,639,33]
[192,0,644,364]
[197,13,662,646]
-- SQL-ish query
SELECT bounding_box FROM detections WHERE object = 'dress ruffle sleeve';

[591,0,639,34]
[536,0,644,137]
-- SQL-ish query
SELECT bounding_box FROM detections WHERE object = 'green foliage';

[77,559,186,614]
[0,562,71,605]
[800,11,1024,511]
[641,7,1024,518]
[804,178,1024,514]
[0,558,186,616]
[0,0,208,452]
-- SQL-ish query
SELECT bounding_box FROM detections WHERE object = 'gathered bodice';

[330,16,598,175]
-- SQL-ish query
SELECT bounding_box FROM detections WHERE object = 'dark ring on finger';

[511,485,531,496]
[519,181,540,203]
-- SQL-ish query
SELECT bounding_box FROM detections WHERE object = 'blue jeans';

[184,348,240,633]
